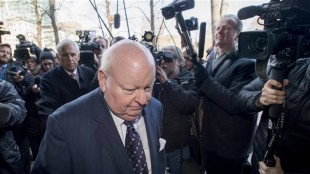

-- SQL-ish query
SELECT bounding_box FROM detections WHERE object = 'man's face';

[58,44,80,72]
[98,55,155,122]
[0,46,11,64]
[214,18,238,48]
[26,58,38,71]
[94,38,107,57]
[184,55,193,71]
[41,59,54,72]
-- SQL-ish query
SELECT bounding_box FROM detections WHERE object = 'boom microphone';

[114,13,120,29]
[34,75,41,86]
[237,5,263,20]
[198,22,206,59]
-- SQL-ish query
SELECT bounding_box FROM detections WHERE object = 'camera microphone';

[198,22,206,59]
[34,75,41,86]
[114,13,120,29]
[237,5,263,20]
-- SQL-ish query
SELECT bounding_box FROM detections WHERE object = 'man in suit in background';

[198,14,257,174]
[32,39,166,174]
[38,39,95,128]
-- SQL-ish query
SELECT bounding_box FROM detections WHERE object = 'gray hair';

[222,14,243,33]
[56,39,80,53]
[160,46,185,67]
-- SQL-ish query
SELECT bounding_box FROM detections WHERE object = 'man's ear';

[98,70,107,91]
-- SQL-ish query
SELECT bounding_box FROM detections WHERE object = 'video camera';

[237,0,310,167]
[76,30,100,51]
[14,34,36,61]
[161,0,195,20]
[238,0,310,64]
[76,30,99,67]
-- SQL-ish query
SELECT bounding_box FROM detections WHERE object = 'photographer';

[92,36,109,62]
[0,79,27,174]
[153,46,200,174]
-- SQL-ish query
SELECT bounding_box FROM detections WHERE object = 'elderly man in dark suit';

[32,39,166,174]
[38,39,95,127]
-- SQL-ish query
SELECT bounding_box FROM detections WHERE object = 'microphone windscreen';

[34,76,41,86]
[114,13,120,29]
[198,22,206,58]
[237,6,261,20]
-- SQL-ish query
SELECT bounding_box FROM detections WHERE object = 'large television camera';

[237,0,310,167]
[238,0,310,75]
[76,30,99,67]
[14,34,36,61]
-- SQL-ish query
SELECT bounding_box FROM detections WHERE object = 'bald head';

[100,39,155,74]
[98,39,156,121]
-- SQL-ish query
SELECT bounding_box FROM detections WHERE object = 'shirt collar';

[64,68,77,76]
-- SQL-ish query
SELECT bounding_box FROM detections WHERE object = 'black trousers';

[202,149,248,174]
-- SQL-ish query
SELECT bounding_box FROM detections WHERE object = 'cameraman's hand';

[259,156,284,174]
[32,84,40,93]
[193,62,209,88]
[156,65,168,84]
[259,79,289,106]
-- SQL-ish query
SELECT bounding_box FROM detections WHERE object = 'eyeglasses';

[42,62,54,66]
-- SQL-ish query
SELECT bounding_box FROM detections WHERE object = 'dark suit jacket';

[200,51,258,159]
[38,65,95,119]
[32,88,166,174]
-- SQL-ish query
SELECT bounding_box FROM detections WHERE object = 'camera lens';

[249,37,268,54]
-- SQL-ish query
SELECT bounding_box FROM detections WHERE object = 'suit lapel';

[143,107,159,174]
[92,89,134,173]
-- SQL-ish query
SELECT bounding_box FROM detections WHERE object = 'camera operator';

[196,14,257,174]
[222,57,309,174]
[0,79,27,174]
[153,45,200,174]
[92,36,109,65]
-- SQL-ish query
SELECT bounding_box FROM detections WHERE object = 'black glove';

[192,59,209,88]
[0,103,11,125]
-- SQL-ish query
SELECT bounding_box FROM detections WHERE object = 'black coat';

[200,51,258,159]
[38,65,95,120]
[0,80,27,174]
[153,68,200,152]
[242,58,310,173]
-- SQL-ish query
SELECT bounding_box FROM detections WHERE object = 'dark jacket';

[200,51,257,159]
[0,80,27,174]
[32,88,166,174]
[241,59,310,173]
[38,65,95,120]
[153,68,200,152]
